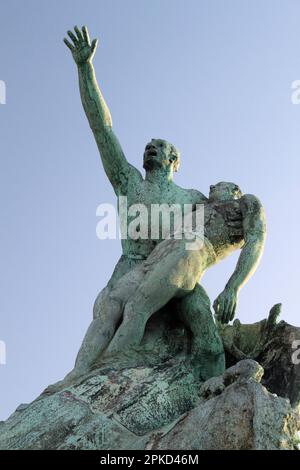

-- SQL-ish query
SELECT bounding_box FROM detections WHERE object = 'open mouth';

[145,149,157,158]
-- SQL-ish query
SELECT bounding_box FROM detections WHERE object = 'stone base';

[0,359,299,450]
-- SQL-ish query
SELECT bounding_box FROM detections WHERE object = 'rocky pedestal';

[0,358,299,450]
[0,307,299,450]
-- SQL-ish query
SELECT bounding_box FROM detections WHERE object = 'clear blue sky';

[1,0,300,421]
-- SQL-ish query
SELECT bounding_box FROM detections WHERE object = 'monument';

[0,27,299,450]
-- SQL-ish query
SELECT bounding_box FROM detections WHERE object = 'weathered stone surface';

[151,381,298,450]
[0,359,198,450]
[0,391,143,450]
[219,309,300,406]
[0,360,298,450]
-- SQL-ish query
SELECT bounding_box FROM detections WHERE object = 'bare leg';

[105,258,188,356]
[105,238,213,356]
[42,261,147,394]
[73,295,123,372]
[42,292,124,394]
[176,284,225,381]
[73,265,146,370]
[93,254,145,319]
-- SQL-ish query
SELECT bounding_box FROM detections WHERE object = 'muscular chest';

[126,181,196,212]
[122,181,198,242]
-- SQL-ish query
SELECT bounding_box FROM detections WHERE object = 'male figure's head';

[143,138,180,175]
[209,182,243,202]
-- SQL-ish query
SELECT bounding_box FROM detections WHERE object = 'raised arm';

[64,26,142,194]
[214,194,266,324]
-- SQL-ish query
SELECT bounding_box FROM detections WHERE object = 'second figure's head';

[209,182,243,202]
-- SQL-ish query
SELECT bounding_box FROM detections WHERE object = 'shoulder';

[186,188,208,204]
[240,194,266,235]
[128,163,143,182]
[115,163,143,196]
[240,194,265,214]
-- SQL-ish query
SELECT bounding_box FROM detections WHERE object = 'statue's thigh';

[108,265,145,306]
[176,285,225,364]
[93,256,140,319]
[176,284,215,335]
[124,269,180,322]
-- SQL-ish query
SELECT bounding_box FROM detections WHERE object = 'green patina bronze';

[46,27,266,393]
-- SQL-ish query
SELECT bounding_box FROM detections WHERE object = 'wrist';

[225,282,240,294]
[77,60,93,71]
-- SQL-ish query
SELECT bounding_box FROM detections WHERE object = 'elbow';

[243,235,266,262]
[246,236,265,254]
[246,227,266,248]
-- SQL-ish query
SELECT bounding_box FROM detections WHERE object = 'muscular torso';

[119,178,207,259]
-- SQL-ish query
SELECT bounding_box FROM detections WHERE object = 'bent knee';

[93,289,123,322]
[93,287,110,319]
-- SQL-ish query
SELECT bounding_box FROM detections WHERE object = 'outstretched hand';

[213,286,238,324]
[64,26,98,65]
